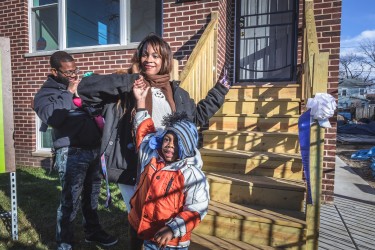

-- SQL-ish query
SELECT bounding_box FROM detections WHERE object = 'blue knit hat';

[149,112,198,160]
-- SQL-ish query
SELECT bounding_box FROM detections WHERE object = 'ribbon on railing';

[306,93,337,128]
[298,93,336,205]
[100,154,112,208]
[298,109,313,204]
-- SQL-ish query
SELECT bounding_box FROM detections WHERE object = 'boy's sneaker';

[85,230,118,247]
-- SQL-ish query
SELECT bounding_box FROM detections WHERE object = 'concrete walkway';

[319,156,375,249]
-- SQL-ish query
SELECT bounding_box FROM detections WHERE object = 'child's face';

[141,44,162,75]
[161,132,179,163]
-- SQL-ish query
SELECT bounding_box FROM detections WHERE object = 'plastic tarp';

[351,147,375,160]
[338,121,375,136]
[351,146,375,177]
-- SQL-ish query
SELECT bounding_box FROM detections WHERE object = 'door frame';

[234,0,299,83]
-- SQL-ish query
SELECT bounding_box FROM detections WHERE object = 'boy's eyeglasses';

[55,68,80,77]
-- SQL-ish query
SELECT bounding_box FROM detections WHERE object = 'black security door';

[236,0,298,82]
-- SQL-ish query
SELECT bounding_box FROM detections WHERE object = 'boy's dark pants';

[55,147,102,249]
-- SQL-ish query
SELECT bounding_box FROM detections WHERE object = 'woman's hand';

[154,226,173,248]
[218,68,231,89]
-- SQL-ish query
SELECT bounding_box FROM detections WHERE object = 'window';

[359,88,365,95]
[341,89,347,96]
[36,117,53,151]
[30,0,162,52]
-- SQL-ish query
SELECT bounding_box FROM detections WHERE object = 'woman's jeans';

[55,146,101,249]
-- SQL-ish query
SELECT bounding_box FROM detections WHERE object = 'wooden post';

[0,37,16,173]
[212,11,218,85]
[306,124,325,250]
[312,53,329,94]
[0,37,18,241]
[305,0,319,56]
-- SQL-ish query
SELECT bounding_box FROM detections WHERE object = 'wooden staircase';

[194,83,307,249]
[179,2,330,247]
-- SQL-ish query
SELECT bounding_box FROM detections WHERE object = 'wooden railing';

[302,1,330,249]
[302,0,330,98]
[178,12,218,103]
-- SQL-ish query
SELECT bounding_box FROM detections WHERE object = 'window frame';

[28,0,162,55]
[35,116,53,152]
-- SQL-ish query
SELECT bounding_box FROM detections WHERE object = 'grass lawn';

[0,166,130,250]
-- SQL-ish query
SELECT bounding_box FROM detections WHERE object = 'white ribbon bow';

[306,93,337,128]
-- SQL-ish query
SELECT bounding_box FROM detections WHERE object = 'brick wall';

[1,0,341,203]
[163,0,222,73]
[0,0,228,168]
[0,0,36,167]
[313,0,342,203]
[19,50,137,168]
[217,0,235,79]
[1,1,138,168]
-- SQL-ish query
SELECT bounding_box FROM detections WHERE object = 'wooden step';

[191,232,276,250]
[195,200,306,248]
[203,130,300,154]
[208,114,300,132]
[227,84,301,100]
[200,148,303,180]
[217,99,300,116]
[205,172,305,211]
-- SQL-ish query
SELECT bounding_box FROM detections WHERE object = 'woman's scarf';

[142,73,176,116]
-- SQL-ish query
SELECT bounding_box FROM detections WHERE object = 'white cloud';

[341,30,375,56]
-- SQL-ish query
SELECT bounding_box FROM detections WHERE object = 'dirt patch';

[336,143,375,189]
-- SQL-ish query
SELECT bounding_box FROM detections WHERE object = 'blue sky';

[341,0,375,55]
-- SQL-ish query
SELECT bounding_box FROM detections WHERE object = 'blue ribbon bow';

[298,109,313,205]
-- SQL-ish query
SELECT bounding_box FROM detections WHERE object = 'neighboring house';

[338,78,375,109]
[338,78,375,119]
[0,0,341,248]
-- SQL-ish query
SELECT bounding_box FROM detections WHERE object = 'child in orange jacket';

[128,87,209,249]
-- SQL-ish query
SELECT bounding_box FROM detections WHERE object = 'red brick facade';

[313,0,342,203]
[0,0,341,202]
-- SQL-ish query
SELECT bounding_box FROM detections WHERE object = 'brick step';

[205,172,305,211]
[203,130,300,154]
[208,114,300,132]
[217,99,300,116]
[200,148,302,180]
[195,200,306,248]
[227,83,301,100]
[191,232,276,250]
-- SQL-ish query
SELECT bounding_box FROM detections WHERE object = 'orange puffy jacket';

[128,111,209,247]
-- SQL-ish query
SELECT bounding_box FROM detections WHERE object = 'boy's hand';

[154,226,173,248]
[133,85,149,109]
[133,75,146,90]
[68,78,80,94]
[133,84,149,101]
